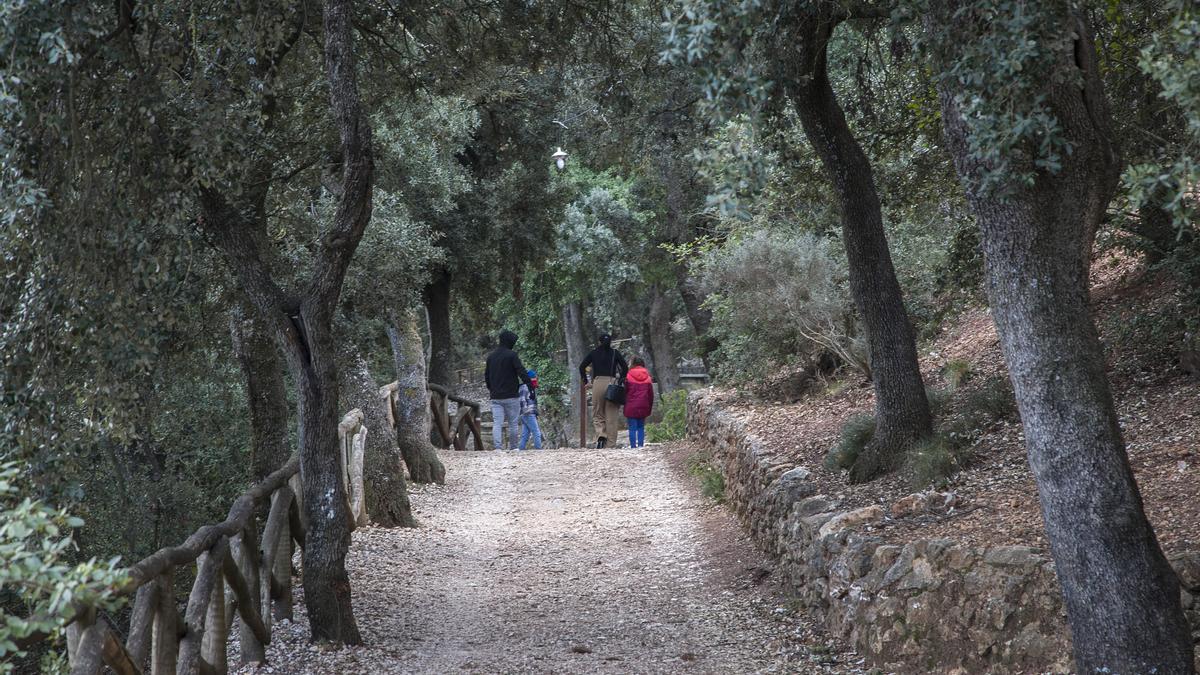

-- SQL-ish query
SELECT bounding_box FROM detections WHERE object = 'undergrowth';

[647,390,689,443]
[823,413,875,471]
[686,449,726,502]
[824,371,1019,488]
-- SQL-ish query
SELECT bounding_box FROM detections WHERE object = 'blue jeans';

[627,417,646,448]
[490,398,521,449]
[519,414,543,449]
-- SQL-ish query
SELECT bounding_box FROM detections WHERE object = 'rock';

[890,493,930,518]
[1168,551,1200,592]
[818,505,884,539]
[795,495,837,518]
[798,511,838,540]
[983,545,1045,569]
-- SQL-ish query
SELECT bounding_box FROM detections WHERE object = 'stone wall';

[687,393,1200,673]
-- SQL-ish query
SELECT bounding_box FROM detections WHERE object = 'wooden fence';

[426,382,484,452]
[58,410,369,675]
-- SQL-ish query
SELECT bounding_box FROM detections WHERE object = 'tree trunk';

[387,310,446,484]
[289,310,362,645]
[424,267,454,386]
[229,301,291,481]
[194,0,371,645]
[562,301,588,447]
[338,342,416,527]
[776,8,932,482]
[672,265,717,372]
[645,284,683,394]
[930,5,1195,670]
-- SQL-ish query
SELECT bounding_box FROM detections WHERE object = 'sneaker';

[595,437,607,449]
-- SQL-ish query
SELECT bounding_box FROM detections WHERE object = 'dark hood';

[499,330,518,349]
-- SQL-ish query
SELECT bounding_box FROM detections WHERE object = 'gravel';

[235,445,865,674]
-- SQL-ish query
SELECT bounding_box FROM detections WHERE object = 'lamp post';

[552,147,568,171]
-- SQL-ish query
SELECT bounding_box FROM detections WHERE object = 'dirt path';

[242,445,862,674]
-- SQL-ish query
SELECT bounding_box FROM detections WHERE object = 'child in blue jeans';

[623,357,654,448]
[518,370,543,449]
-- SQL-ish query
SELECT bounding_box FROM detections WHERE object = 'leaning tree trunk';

[645,284,683,394]
[930,5,1194,671]
[387,309,446,484]
[424,267,454,386]
[229,301,291,481]
[673,265,717,372]
[194,0,371,645]
[338,342,416,527]
[776,7,931,482]
[562,301,589,446]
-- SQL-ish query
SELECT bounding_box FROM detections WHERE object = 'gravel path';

[241,445,864,674]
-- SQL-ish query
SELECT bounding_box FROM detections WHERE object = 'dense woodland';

[1,0,1198,672]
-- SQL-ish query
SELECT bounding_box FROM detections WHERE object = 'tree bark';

[229,301,291,482]
[672,265,717,372]
[644,284,682,394]
[337,342,416,528]
[562,301,589,447]
[194,0,371,645]
[423,267,454,387]
[386,309,446,484]
[930,5,1195,671]
[774,7,932,482]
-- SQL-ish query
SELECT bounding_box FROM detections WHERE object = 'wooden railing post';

[150,571,177,675]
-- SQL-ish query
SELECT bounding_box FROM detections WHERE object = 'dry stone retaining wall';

[687,393,1200,673]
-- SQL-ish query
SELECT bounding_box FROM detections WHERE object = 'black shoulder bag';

[603,351,626,404]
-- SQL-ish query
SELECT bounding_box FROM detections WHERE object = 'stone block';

[818,504,885,538]
[1169,551,1200,592]
[983,545,1046,569]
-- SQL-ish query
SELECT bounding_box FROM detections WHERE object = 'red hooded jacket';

[623,366,654,419]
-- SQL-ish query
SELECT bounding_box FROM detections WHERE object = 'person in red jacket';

[623,357,654,448]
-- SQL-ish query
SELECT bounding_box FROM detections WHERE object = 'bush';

[0,463,128,672]
[942,376,1016,448]
[699,230,868,381]
[823,414,875,472]
[942,359,973,390]
[647,390,689,443]
[926,386,953,419]
[906,434,960,489]
[686,450,726,503]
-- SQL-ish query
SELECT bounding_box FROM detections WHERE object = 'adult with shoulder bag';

[578,333,628,448]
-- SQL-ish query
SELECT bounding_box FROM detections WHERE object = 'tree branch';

[307,0,375,315]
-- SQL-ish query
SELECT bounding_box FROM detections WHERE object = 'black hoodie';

[484,330,532,400]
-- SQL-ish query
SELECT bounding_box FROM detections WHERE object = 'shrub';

[926,386,953,419]
[942,359,973,390]
[823,414,875,472]
[942,375,1017,448]
[962,376,1016,424]
[906,434,960,489]
[699,230,868,381]
[686,450,726,503]
[647,390,689,443]
[0,463,128,672]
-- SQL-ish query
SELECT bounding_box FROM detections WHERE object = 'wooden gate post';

[580,380,588,448]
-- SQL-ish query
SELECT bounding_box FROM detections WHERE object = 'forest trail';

[240,446,863,674]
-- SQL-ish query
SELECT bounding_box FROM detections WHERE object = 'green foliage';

[906,434,960,489]
[823,414,876,472]
[647,390,689,443]
[942,359,974,390]
[0,464,127,671]
[929,2,1077,194]
[942,376,1016,449]
[686,450,726,503]
[925,386,953,419]
[700,229,867,380]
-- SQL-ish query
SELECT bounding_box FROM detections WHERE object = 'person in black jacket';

[578,333,628,448]
[485,330,533,450]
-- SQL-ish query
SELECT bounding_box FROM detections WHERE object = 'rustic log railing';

[426,382,484,452]
[58,409,370,675]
